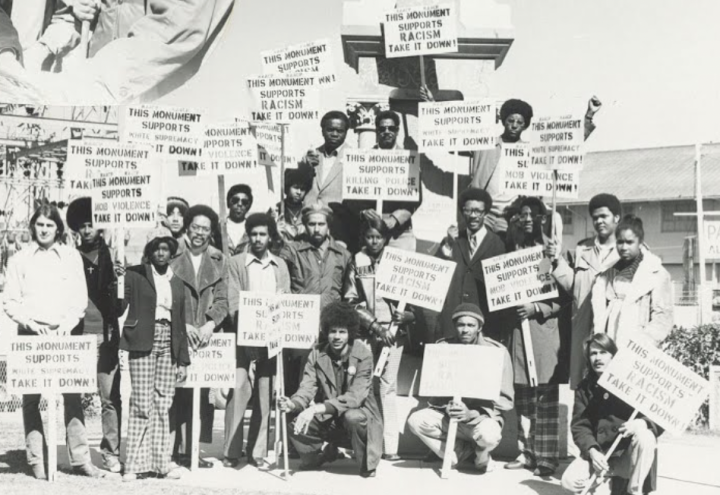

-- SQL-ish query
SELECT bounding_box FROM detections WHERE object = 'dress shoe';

[505,455,535,471]
[360,469,376,478]
[73,463,106,478]
[103,457,122,474]
[382,454,401,461]
[31,463,47,480]
[222,458,240,468]
[198,457,214,469]
[533,466,555,477]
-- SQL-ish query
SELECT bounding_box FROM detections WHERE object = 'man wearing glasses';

[219,184,253,256]
[436,188,507,342]
[169,204,229,470]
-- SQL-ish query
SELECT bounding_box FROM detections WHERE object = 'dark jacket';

[78,237,120,341]
[119,263,190,366]
[572,375,662,493]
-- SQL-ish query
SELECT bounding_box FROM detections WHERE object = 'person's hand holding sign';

[516,303,537,321]
[278,396,296,413]
[544,239,560,261]
[618,418,648,438]
[176,365,187,384]
[67,0,100,22]
[588,447,609,475]
[447,399,471,422]
[198,321,215,348]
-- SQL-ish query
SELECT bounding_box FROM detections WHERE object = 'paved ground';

[0,410,718,495]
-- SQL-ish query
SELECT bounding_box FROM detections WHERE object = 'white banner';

[178,334,236,388]
[122,105,205,161]
[195,121,259,177]
[527,114,586,171]
[90,172,159,228]
[418,100,496,152]
[383,3,458,58]
[253,122,298,168]
[342,150,420,202]
[246,73,321,122]
[7,336,96,394]
[497,143,580,199]
[482,246,559,311]
[261,38,336,85]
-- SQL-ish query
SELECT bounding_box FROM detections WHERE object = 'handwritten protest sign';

[247,73,321,122]
[253,122,298,168]
[482,246,559,311]
[237,292,321,349]
[90,172,159,228]
[383,3,458,58]
[177,334,236,388]
[342,150,420,201]
[598,337,710,435]
[498,143,580,199]
[65,140,155,198]
[527,115,585,170]
[261,38,336,85]
[419,344,504,400]
[418,100,496,151]
[7,336,96,394]
[182,121,259,177]
[703,221,720,260]
[122,105,205,161]
[375,247,455,312]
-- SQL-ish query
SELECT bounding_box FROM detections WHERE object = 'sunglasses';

[230,197,250,206]
[378,126,398,133]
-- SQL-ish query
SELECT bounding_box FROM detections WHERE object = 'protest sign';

[418,100,496,151]
[497,143,580,199]
[237,292,321,349]
[482,246,559,311]
[178,334,236,388]
[122,105,205,161]
[703,221,720,260]
[375,247,455,312]
[267,298,283,359]
[598,337,710,435]
[190,121,259,177]
[527,115,585,170]
[253,122,298,168]
[419,344,505,401]
[383,3,458,58]
[90,172,159,228]
[7,336,96,394]
[342,150,420,202]
[65,140,155,199]
[261,38,336,85]
[247,73,321,122]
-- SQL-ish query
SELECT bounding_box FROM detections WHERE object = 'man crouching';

[408,303,514,473]
[278,302,383,477]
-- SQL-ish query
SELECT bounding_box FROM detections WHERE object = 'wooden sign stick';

[374,301,406,377]
[419,55,426,89]
[521,319,539,387]
[190,386,201,470]
[80,22,90,59]
[279,355,290,479]
[279,124,286,218]
[217,175,229,256]
[116,227,125,297]
[274,353,282,466]
[46,393,57,482]
[440,395,461,479]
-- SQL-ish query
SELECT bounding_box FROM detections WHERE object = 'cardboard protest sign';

[237,292,321,349]
[122,105,205,161]
[375,247,456,312]
[65,140,155,199]
[598,337,710,435]
[703,221,720,260]
[419,344,505,400]
[90,172,159,228]
[253,122,298,168]
[261,38,336,86]
[342,150,420,201]
[187,121,259,177]
[178,334,236,388]
[482,246,559,311]
[383,3,458,58]
[418,100,496,152]
[498,143,580,199]
[527,115,585,171]
[7,336,96,394]
[247,73,321,122]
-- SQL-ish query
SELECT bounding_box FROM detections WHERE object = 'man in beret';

[66,196,123,473]
[408,303,513,473]
[546,193,622,389]
[169,204,229,469]
[219,184,253,256]
[436,188,508,342]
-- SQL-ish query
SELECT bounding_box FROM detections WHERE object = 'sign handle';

[440,394,461,479]
[279,124,286,218]
[419,55,426,89]
[274,354,282,466]
[579,409,639,495]
[80,21,90,59]
[377,199,384,215]
[521,319,538,387]
[46,393,57,482]
[279,354,290,479]
[190,386,201,470]
[550,169,558,242]
[452,152,459,201]
[218,175,229,256]
[116,228,125,297]
[373,301,406,377]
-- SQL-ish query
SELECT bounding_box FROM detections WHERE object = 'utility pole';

[695,143,707,324]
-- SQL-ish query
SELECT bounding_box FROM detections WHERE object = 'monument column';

[346,98,390,149]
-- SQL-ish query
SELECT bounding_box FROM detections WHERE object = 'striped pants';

[125,322,176,475]
[515,384,559,470]
[375,342,404,456]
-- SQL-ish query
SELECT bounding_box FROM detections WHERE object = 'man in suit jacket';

[436,188,507,342]
[279,302,383,478]
[169,204,229,468]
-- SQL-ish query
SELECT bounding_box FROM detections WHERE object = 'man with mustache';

[219,184,253,256]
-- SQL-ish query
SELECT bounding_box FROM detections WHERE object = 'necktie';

[470,235,477,255]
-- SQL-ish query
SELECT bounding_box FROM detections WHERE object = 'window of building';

[561,208,573,235]
[661,201,702,233]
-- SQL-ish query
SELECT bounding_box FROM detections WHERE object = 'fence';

[0,356,50,412]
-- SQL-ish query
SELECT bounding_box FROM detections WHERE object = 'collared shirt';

[319,142,348,185]
[152,264,174,322]
[226,218,246,249]
[3,241,87,333]
[594,237,616,263]
[189,251,203,279]
[467,225,488,257]
[246,252,277,293]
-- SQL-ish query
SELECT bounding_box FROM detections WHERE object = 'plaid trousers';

[514,384,559,470]
[125,322,175,475]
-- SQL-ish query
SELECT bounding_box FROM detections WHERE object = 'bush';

[661,324,720,428]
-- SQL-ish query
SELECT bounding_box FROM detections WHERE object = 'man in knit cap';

[408,303,514,473]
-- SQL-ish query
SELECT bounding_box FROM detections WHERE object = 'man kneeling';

[408,303,514,473]
[278,302,383,477]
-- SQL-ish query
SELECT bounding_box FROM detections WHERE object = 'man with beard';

[65,197,123,473]
[504,197,570,477]
[223,213,290,468]
[219,184,253,256]
[546,194,621,389]
[169,204,229,469]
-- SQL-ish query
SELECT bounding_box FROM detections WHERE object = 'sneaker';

[163,466,187,480]
[360,469,376,478]
[31,463,47,480]
[73,463,106,478]
[103,457,122,474]
[382,454,401,461]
